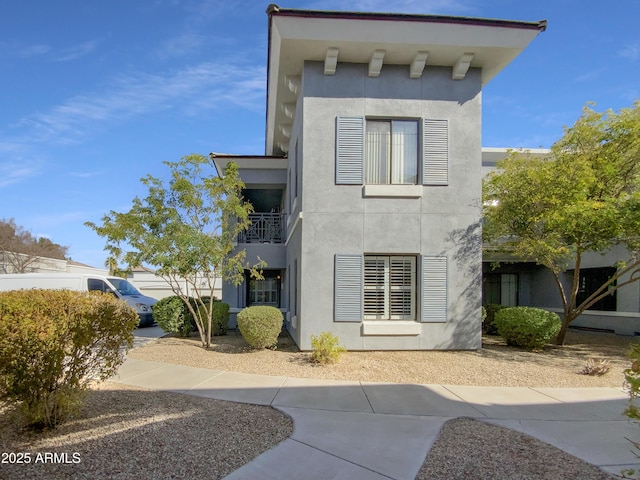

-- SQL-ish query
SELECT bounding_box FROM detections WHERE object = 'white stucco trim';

[363,184,423,198]
[362,321,421,336]
[285,212,303,246]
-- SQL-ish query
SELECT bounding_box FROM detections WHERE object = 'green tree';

[86,154,264,348]
[483,101,640,345]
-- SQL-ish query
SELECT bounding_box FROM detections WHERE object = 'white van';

[0,273,157,327]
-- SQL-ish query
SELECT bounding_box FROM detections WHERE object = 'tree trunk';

[556,320,570,345]
[556,309,576,345]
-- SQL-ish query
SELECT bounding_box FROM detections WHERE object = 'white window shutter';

[335,254,363,322]
[422,119,449,185]
[420,256,447,322]
[336,116,364,184]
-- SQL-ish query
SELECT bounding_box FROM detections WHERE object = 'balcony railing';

[238,213,286,244]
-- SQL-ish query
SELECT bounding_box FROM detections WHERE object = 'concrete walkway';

[118,327,640,479]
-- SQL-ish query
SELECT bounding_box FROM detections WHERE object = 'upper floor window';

[336,116,448,186]
[365,120,418,185]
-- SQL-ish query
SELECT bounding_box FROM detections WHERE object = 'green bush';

[624,343,640,420]
[310,332,346,364]
[0,289,138,428]
[482,304,505,335]
[153,296,229,337]
[190,297,229,336]
[152,296,192,336]
[494,306,561,350]
[211,301,230,335]
[237,306,283,349]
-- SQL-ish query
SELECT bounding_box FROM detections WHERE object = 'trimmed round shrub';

[152,295,192,337]
[482,304,505,335]
[237,306,283,349]
[0,289,138,428]
[494,306,561,350]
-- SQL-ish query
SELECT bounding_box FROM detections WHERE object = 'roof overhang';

[266,4,546,155]
[210,153,287,177]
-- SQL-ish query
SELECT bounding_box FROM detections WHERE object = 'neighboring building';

[482,149,640,336]
[127,265,222,301]
[0,251,109,275]
[214,5,546,350]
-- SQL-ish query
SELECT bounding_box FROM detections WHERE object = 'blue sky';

[1,0,638,269]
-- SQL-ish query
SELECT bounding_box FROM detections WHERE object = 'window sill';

[363,184,423,198]
[362,321,421,336]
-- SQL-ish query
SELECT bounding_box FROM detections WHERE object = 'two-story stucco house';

[213,5,546,350]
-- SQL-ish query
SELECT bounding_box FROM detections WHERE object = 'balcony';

[239,213,286,244]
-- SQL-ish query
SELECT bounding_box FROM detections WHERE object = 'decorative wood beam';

[279,124,292,138]
[284,75,301,94]
[368,50,385,77]
[324,47,339,75]
[409,51,429,78]
[452,53,474,80]
[282,102,296,119]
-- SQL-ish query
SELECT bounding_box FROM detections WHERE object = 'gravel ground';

[129,329,633,388]
[1,329,634,479]
[0,382,293,480]
[418,417,615,480]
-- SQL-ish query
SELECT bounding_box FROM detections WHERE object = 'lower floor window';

[364,255,416,320]
[248,276,280,306]
[577,267,617,311]
[483,273,518,307]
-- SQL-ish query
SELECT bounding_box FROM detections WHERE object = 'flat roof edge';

[210,153,286,160]
[267,4,546,32]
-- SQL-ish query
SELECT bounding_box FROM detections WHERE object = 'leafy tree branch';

[86,154,265,348]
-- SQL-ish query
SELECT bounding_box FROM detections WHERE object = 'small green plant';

[494,306,561,350]
[482,304,504,335]
[152,296,192,336]
[624,343,640,420]
[237,306,283,349]
[579,358,611,376]
[310,332,346,365]
[0,289,138,428]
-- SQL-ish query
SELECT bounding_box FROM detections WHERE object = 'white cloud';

[0,41,51,59]
[620,43,640,61]
[68,170,105,179]
[304,0,476,15]
[54,40,100,62]
[156,32,206,59]
[0,161,41,187]
[31,211,89,229]
[12,61,265,146]
[574,69,604,83]
[0,40,97,62]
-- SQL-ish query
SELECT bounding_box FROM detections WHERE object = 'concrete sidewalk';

[113,352,640,479]
[121,327,640,478]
